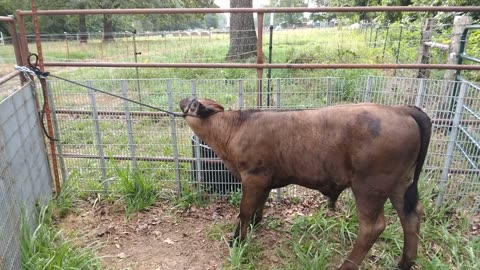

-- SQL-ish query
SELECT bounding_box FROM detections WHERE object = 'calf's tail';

[404,106,432,214]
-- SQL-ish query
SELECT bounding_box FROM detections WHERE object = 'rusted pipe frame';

[32,0,62,195]
[0,70,20,85]
[0,16,14,22]
[0,16,24,83]
[15,12,30,72]
[256,12,264,107]
[16,6,480,16]
[43,62,480,70]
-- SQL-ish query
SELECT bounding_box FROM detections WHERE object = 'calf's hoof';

[337,260,359,270]
[397,259,415,270]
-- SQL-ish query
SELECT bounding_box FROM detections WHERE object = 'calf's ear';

[196,101,217,118]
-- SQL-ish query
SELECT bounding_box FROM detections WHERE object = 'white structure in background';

[348,23,361,30]
[0,32,4,45]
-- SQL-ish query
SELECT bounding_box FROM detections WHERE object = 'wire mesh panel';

[441,81,480,207]
[47,76,479,211]
[0,84,53,270]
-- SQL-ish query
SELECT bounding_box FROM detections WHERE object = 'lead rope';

[15,54,187,119]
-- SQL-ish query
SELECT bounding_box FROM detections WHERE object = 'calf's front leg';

[230,174,270,246]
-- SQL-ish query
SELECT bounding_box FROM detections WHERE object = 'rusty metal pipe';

[16,6,480,16]
[257,12,264,107]
[0,16,14,22]
[0,70,20,85]
[43,62,480,70]
[30,0,62,195]
[7,18,24,77]
[14,12,30,68]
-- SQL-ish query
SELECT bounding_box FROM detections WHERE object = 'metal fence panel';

[47,76,479,211]
[0,83,53,270]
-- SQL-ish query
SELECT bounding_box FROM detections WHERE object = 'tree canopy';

[0,0,224,36]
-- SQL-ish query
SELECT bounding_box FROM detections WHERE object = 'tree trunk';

[79,14,88,43]
[226,0,257,62]
[103,14,114,42]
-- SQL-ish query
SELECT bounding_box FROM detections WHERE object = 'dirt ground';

[58,194,480,270]
[58,195,326,270]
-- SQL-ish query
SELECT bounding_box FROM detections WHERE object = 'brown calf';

[179,98,432,270]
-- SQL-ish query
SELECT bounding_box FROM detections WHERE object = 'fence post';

[120,80,137,170]
[275,79,281,109]
[416,18,435,78]
[443,16,472,81]
[364,76,373,102]
[435,81,468,208]
[87,81,107,191]
[167,80,182,196]
[382,25,390,59]
[395,25,404,64]
[326,78,332,106]
[256,12,264,108]
[369,25,374,46]
[373,26,380,48]
[190,80,203,188]
[275,79,281,201]
[46,81,67,183]
[238,80,243,109]
[415,79,426,107]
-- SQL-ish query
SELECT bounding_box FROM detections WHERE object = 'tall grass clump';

[172,182,209,210]
[20,204,101,270]
[225,224,262,270]
[110,158,158,218]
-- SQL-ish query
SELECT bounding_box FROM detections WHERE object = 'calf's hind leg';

[390,195,423,270]
[338,190,387,270]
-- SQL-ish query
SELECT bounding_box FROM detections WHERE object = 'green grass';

[228,189,242,207]
[273,183,480,269]
[172,182,209,210]
[201,180,479,269]
[225,225,263,270]
[207,222,236,241]
[20,201,101,270]
[110,156,158,218]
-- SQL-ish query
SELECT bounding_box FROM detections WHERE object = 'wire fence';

[45,76,479,211]
[0,24,424,64]
[0,83,53,270]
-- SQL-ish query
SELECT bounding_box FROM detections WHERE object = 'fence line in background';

[45,76,479,211]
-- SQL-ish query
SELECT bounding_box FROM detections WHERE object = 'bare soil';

[57,195,325,270]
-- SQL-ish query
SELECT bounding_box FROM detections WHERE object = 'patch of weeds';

[51,182,75,219]
[20,204,101,270]
[228,189,242,207]
[289,236,333,270]
[110,157,158,218]
[264,216,286,232]
[225,225,262,270]
[207,222,235,241]
[288,196,302,204]
[172,183,208,210]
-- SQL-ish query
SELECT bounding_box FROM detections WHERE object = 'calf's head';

[179,98,225,134]
[179,98,224,118]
